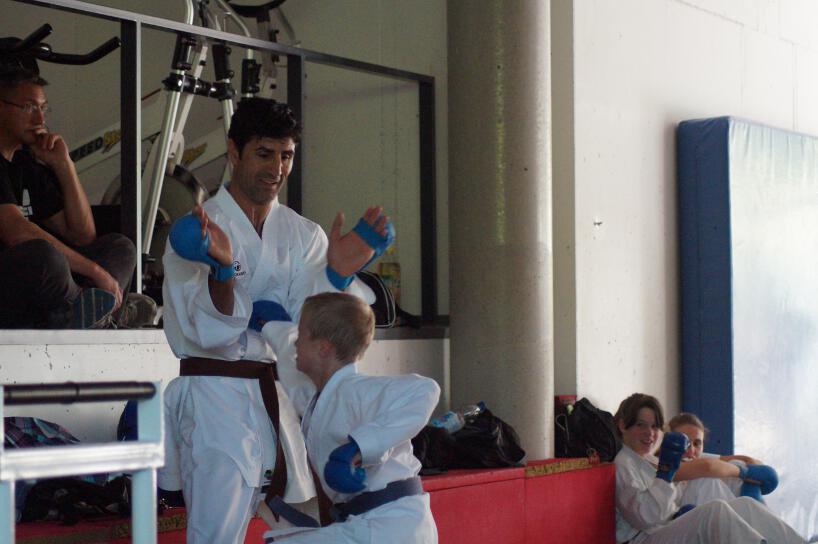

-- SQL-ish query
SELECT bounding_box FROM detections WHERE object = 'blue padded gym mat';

[678,116,818,538]
[678,116,734,454]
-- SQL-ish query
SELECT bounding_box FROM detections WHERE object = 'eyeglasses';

[0,98,51,115]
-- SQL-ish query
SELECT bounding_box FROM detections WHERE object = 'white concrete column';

[448,0,554,459]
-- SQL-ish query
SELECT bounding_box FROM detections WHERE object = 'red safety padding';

[422,466,525,492]
[524,463,616,543]
[429,477,527,544]
[16,510,268,544]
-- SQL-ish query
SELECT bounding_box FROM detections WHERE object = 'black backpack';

[356,271,396,328]
[356,270,422,328]
[554,397,621,462]
[21,476,131,525]
[412,409,526,472]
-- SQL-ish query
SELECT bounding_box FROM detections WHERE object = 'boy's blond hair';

[301,292,375,363]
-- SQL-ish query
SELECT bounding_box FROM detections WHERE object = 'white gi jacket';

[263,322,441,543]
[615,444,682,543]
[159,185,371,504]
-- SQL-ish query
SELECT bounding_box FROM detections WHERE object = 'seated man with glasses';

[0,46,139,329]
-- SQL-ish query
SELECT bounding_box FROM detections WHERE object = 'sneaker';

[115,293,159,328]
[70,288,117,329]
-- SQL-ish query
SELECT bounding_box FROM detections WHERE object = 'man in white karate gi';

[158,98,392,544]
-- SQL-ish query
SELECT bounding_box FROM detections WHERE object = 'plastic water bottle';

[430,401,486,433]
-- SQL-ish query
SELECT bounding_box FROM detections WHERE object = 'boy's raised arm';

[349,375,440,467]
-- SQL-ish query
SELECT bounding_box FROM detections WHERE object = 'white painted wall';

[555,0,818,418]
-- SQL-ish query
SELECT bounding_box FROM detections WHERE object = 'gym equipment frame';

[12,0,440,324]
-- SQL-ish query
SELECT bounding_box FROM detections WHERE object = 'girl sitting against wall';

[613,392,804,544]
[669,412,771,500]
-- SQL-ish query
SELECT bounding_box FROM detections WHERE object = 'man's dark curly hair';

[227,97,301,153]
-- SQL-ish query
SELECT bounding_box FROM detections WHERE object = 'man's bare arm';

[32,132,95,246]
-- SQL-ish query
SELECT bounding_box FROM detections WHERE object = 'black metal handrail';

[3,381,156,405]
[5,23,121,65]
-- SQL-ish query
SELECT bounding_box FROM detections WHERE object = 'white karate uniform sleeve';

[615,446,682,533]
[349,376,441,467]
[162,249,254,358]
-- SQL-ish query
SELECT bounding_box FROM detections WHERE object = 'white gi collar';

[212,183,280,232]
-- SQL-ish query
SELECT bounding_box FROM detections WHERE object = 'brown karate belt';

[179,357,287,508]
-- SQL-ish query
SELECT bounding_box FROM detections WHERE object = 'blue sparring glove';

[353,216,396,268]
[325,216,396,291]
[656,432,690,482]
[738,464,778,495]
[673,504,695,520]
[249,300,291,332]
[326,265,355,291]
[169,214,235,281]
[740,481,764,502]
[323,439,367,494]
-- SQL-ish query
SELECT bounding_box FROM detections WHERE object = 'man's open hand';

[193,206,233,266]
[327,206,389,277]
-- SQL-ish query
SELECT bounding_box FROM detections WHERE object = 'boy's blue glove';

[738,464,778,495]
[656,432,690,482]
[324,440,367,494]
[673,504,695,520]
[169,214,235,281]
[326,216,396,291]
[249,301,291,332]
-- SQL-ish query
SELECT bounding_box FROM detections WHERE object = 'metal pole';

[131,381,162,543]
[141,0,195,252]
[419,80,437,323]
[120,18,142,291]
[0,388,13,544]
[286,54,303,214]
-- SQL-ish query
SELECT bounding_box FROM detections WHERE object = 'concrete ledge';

[0,329,168,346]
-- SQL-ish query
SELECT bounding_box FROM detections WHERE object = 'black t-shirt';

[0,147,63,225]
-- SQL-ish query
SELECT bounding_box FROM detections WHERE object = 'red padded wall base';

[430,478,527,544]
[525,463,616,543]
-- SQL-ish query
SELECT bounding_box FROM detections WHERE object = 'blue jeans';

[0,233,136,328]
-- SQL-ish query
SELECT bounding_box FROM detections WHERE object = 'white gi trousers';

[634,497,805,544]
[267,495,437,543]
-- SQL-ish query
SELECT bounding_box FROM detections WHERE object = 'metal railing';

[0,381,164,544]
